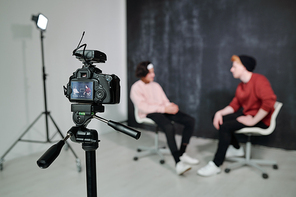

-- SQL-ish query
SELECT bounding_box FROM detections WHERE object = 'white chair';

[133,105,170,164]
[225,101,283,179]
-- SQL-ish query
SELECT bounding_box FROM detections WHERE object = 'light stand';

[0,13,81,171]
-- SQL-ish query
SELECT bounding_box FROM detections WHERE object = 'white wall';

[0,0,127,161]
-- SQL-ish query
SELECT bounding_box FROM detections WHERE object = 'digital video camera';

[64,37,120,105]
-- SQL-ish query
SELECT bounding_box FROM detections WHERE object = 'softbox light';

[31,13,48,31]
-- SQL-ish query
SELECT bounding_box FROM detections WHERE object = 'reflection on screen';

[71,81,93,100]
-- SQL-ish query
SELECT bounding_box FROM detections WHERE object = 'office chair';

[133,105,170,164]
[225,101,283,179]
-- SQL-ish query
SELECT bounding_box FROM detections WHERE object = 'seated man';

[197,55,277,177]
[130,61,199,175]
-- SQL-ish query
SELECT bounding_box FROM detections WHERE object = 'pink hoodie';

[130,80,171,118]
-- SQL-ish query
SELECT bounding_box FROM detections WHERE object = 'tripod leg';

[1,113,44,165]
[48,114,81,172]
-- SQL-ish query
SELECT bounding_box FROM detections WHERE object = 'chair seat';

[135,116,155,124]
[236,127,273,136]
[236,101,282,136]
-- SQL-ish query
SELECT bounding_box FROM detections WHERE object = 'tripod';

[37,104,141,197]
[0,30,81,171]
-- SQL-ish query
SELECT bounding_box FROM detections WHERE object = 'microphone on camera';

[73,31,85,55]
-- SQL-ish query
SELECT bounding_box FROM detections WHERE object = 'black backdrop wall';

[127,0,296,150]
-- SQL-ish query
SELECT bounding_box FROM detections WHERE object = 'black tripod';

[0,30,81,171]
[37,104,141,197]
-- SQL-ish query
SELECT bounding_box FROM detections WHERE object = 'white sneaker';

[180,153,199,165]
[176,161,191,175]
[226,145,244,158]
[197,161,221,177]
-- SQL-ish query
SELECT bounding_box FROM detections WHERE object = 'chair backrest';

[236,101,283,135]
[133,104,156,125]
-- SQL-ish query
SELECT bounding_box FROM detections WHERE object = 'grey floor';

[1,128,296,197]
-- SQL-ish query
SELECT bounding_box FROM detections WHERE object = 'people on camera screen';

[71,82,92,99]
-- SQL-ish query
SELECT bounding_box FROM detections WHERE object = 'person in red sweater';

[84,85,91,97]
[130,61,199,175]
[197,55,277,177]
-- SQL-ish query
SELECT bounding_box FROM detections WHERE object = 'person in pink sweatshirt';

[130,61,199,175]
[197,55,277,177]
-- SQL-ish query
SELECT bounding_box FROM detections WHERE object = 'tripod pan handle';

[37,140,65,169]
[107,120,141,139]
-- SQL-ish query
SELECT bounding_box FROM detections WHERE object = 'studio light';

[0,12,81,173]
[31,13,48,31]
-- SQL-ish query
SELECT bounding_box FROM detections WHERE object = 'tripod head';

[37,104,141,169]
[71,104,104,126]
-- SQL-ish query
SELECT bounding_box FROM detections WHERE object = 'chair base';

[133,123,171,164]
[225,141,278,179]
[133,145,170,164]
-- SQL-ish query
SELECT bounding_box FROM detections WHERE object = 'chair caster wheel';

[133,157,138,161]
[160,160,165,164]
[225,168,231,173]
[77,165,82,172]
[76,159,82,173]
[137,149,142,152]
[262,173,268,179]
[273,164,278,170]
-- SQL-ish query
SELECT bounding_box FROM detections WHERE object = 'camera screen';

[70,81,93,101]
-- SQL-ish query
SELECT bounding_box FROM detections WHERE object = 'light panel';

[32,13,48,31]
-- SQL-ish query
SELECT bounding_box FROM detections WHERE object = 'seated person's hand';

[236,115,255,126]
[165,103,179,114]
[213,111,223,130]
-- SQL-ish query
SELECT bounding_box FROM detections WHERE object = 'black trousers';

[147,111,195,162]
[213,111,268,166]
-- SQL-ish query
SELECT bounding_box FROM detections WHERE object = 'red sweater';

[229,73,276,126]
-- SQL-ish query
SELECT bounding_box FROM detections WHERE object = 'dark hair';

[135,61,151,78]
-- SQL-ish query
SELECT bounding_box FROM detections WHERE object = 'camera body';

[64,49,120,105]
